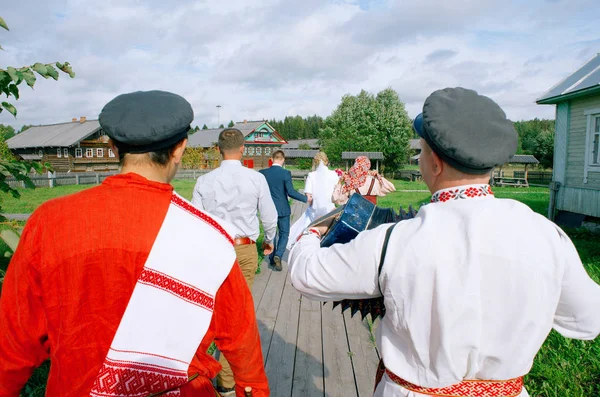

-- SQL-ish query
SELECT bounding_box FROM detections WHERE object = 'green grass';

[2,180,599,396]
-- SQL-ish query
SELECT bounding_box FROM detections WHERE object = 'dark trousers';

[272,215,290,260]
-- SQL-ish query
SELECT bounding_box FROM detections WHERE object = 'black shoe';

[216,386,236,396]
[273,256,282,271]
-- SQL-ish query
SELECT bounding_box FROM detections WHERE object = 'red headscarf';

[341,156,372,193]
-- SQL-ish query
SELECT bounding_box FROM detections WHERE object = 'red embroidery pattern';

[385,369,523,397]
[90,358,187,397]
[431,185,494,203]
[139,268,214,311]
[170,194,234,246]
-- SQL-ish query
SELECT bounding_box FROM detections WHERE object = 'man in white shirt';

[288,87,600,397]
[192,128,277,394]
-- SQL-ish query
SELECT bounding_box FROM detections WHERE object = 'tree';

[202,124,208,130]
[228,120,235,128]
[0,124,15,140]
[0,16,75,218]
[20,124,32,133]
[219,124,224,128]
[296,143,313,170]
[319,88,412,172]
[514,118,555,169]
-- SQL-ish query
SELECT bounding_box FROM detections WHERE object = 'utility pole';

[216,105,222,127]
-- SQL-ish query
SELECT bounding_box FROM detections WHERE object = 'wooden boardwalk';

[252,201,380,397]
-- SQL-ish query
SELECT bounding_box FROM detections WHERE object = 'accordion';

[308,193,418,320]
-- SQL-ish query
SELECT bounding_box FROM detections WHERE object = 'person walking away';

[259,150,308,271]
[287,151,339,249]
[332,156,395,205]
[192,128,277,395]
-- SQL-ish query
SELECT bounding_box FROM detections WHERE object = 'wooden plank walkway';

[252,201,380,396]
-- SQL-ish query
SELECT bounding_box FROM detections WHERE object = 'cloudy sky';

[1,0,598,130]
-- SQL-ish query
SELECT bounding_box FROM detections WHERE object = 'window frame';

[265,147,271,155]
[38,149,43,157]
[75,148,83,158]
[63,148,69,158]
[256,146,262,155]
[247,147,255,155]
[57,148,62,158]
[85,148,94,158]
[108,148,115,158]
[96,148,104,158]
[584,108,600,183]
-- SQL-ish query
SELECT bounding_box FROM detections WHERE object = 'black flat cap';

[99,90,193,153]
[413,87,517,174]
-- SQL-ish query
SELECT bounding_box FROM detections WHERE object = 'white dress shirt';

[192,160,278,243]
[288,184,600,397]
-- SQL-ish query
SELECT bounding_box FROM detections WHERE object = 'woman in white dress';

[287,152,339,249]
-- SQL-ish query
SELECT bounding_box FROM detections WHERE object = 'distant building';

[187,120,287,169]
[7,117,119,172]
[537,53,600,223]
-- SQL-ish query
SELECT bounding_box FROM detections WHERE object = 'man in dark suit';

[260,150,309,271]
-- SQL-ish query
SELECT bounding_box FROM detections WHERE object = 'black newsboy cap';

[99,90,193,153]
[413,87,517,174]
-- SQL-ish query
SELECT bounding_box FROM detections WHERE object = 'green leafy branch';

[0,17,75,117]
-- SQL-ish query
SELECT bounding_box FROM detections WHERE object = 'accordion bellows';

[309,194,419,320]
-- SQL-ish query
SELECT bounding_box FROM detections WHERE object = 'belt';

[234,237,255,246]
[376,360,523,397]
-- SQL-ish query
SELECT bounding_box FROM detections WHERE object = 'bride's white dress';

[287,163,339,249]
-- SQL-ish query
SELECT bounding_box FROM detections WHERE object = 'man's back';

[193,160,277,241]
[377,196,600,387]
[260,165,305,217]
[0,173,267,396]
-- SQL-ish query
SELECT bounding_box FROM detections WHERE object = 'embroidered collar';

[431,184,494,203]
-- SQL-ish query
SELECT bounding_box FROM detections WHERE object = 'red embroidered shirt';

[0,173,269,397]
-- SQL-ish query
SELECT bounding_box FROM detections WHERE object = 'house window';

[248,147,255,155]
[256,147,262,155]
[86,148,93,158]
[75,148,82,158]
[57,148,62,158]
[255,132,263,139]
[63,148,69,157]
[265,147,271,155]
[38,150,43,157]
[591,115,600,166]
[244,147,248,155]
[108,149,115,158]
[97,148,104,157]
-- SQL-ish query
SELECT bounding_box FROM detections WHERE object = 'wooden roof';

[7,120,101,149]
[342,151,384,160]
[508,154,539,164]
[283,149,319,158]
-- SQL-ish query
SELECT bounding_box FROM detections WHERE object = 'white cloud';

[1,0,598,129]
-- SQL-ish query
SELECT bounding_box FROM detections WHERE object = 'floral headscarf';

[341,156,372,193]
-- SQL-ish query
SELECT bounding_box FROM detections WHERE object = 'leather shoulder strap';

[367,177,376,195]
[377,224,396,295]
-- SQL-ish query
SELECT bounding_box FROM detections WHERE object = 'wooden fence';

[6,169,311,188]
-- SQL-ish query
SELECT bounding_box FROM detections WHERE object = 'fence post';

[95,174,100,184]
[76,174,80,185]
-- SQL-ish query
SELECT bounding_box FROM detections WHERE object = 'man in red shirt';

[0,90,269,396]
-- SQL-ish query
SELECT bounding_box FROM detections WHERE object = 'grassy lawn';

[1,179,598,396]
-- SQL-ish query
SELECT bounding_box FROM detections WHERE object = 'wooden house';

[7,117,119,172]
[186,120,287,169]
[537,53,600,223]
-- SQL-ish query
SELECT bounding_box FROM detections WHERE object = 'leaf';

[6,67,18,83]
[8,83,19,100]
[22,69,36,88]
[45,64,59,80]
[0,17,8,31]
[57,62,75,78]
[1,102,16,117]
[0,230,21,252]
[32,63,48,78]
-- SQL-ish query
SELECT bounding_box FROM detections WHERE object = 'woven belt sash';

[377,360,523,397]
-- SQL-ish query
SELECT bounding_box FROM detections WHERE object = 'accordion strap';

[377,224,396,295]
